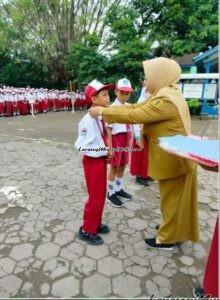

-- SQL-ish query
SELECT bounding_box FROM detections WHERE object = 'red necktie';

[101,119,109,147]
[126,124,131,144]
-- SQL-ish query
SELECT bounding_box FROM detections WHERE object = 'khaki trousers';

[157,168,199,244]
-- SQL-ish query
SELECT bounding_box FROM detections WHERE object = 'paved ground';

[0,111,218,298]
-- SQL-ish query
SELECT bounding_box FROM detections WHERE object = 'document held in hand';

[159,135,219,167]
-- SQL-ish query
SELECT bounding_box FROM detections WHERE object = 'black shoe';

[135,176,143,185]
[145,238,174,250]
[78,227,103,245]
[135,176,149,186]
[107,193,124,207]
[147,177,155,182]
[116,189,132,200]
[193,286,206,298]
[98,224,110,234]
[140,178,150,186]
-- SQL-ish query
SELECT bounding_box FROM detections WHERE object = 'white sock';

[114,177,122,192]
[108,180,115,196]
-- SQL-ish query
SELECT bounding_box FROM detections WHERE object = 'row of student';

[0,88,71,117]
[0,87,91,117]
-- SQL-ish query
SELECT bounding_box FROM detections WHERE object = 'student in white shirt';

[70,91,76,113]
[27,90,36,117]
[106,78,134,207]
[11,92,19,116]
[5,92,13,117]
[0,91,5,116]
[75,79,113,246]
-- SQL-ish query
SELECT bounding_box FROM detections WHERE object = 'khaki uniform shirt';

[103,97,195,180]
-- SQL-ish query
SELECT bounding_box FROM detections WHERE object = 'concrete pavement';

[0,111,218,298]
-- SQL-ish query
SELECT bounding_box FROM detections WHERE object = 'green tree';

[132,0,218,56]
[0,50,53,88]
[0,0,122,86]
[105,5,152,87]
[65,34,108,89]
[0,0,217,88]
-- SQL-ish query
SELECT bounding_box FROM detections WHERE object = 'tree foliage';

[132,0,218,56]
[0,0,218,88]
[0,0,122,86]
[65,34,108,87]
[104,5,152,86]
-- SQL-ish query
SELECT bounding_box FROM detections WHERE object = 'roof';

[173,53,198,66]
[193,46,219,63]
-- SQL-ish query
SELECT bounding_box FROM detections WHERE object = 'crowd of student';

[0,86,91,117]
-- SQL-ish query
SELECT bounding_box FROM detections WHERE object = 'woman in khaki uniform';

[89,57,199,250]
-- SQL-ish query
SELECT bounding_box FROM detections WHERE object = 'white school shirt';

[8,93,14,101]
[4,94,9,101]
[75,113,108,158]
[0,94,4,103]
[70,92,75,100]
[18,94,23,101]
[37,92,43,101]
[26,92,35,104]
[133,87,149,138]
[42,92,46,100]
[12,94,18,102]
[107,98,128,135]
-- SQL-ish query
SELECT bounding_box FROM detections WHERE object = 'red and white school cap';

[84,79,113,102]
[116,78,134,92]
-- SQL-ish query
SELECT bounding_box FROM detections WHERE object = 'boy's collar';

[115,97,125,105]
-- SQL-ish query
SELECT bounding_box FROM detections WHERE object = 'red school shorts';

[110,133,129,168]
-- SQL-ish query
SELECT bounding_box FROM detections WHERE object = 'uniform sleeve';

[75,118,96,150]
[103,98,179,125]
[79,119,96,144]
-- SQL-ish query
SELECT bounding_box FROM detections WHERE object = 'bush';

[187,98,201,115]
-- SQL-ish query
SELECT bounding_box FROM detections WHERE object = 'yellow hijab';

[143,57,191,134]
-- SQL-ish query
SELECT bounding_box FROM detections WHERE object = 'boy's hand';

[136,137,144,149]
[108,148,114,159]
[106,148,114,163]
[89,106,103,118]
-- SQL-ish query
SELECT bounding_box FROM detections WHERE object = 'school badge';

[150,99,164,108]
[81,128,87,136]
[123,79,129,85]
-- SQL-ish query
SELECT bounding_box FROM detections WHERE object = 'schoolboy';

[75,79,112,245]
[106,78,134,207]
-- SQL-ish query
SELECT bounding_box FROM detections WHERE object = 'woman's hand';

[89,106,103,118]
